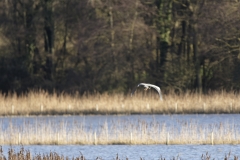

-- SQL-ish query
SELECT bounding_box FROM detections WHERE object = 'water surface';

[2,144,239,159]
[1,114,240,130]
[1,114,240,159]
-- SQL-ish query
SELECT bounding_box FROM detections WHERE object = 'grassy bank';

[1,119,239,145]
[0,146,238,160]
[0,90,239,115]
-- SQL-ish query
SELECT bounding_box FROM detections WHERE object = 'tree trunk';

[129,0,139,84]
[156,0,172,75]
[193,23,202,93]
[43,0,55,82]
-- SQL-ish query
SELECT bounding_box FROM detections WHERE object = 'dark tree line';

[0,0,240,94]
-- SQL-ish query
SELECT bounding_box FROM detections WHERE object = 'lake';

[2,144,240,159]
[1,114,240,130]
[1,114,240,159]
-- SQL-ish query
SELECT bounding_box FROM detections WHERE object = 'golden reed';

[0,90,239,115]
[0,119,239,145]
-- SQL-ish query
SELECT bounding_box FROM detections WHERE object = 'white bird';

[131,83,163,100]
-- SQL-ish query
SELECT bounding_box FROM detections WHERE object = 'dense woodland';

[0,0,240,94]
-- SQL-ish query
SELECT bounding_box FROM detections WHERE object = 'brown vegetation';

[0,0,240,94]
[0,90,239,116]
[0,114,239,145]
[0,146,238,160]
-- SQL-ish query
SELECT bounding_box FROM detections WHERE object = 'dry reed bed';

[0,119,239,145]
[0,90,239,115]
[0,147,238,160]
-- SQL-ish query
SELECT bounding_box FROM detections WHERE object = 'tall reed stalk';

[0,119,239,145]
[0,90,239,115]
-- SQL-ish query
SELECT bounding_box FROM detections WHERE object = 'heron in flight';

[131,83,163,100]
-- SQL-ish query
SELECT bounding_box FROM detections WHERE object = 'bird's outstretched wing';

[131,83,147,96]
[146,84,163,100]
[131,83,163,100]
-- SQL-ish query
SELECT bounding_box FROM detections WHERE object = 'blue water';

[1,114,240,159]
[2,144,240,159]
[1,114,240,130]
